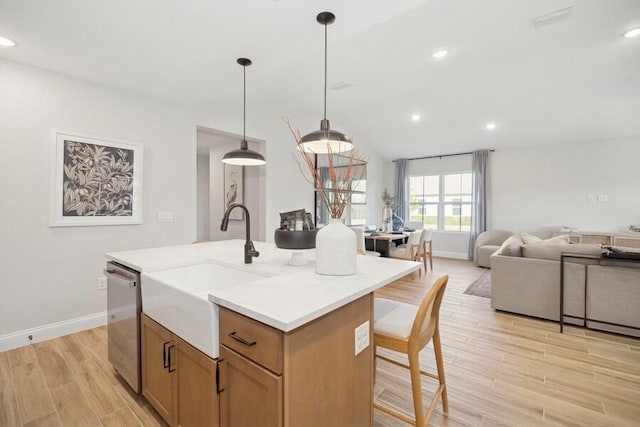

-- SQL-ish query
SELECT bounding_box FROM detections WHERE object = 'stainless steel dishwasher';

[105,261,141,393]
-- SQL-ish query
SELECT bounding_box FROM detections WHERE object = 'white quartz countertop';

[107,240,420,332]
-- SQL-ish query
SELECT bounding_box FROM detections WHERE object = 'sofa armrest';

[474,230,514,264]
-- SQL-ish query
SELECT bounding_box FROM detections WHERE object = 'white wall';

[0,59,197,339]
[490,137,640,233]
[381,136,640,259]
[0,59,383,345]
[196,154,210,241]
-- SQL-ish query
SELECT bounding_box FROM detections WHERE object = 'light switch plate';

[586,194,596,203]
[354,321,370,355]
[158,211,174,223]
[597,194,608,202]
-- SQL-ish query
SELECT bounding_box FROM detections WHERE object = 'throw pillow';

[497,234,524,257]
[527,235,570,246]
[520,233,542,244]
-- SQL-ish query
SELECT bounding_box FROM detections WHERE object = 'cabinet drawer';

[219,308,283,374]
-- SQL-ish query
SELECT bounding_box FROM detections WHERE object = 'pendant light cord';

[323,21,327,121]
[243,64,246,141]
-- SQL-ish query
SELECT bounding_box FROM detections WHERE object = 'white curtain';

[468,150,490,260]
[394,159,408,221]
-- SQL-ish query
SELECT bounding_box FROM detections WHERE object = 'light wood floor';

[1,258,639,426]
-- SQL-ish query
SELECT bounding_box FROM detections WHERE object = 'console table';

[553,230,640,247]
[560,252,640,334]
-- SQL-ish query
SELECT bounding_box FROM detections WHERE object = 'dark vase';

[392,212,404,231]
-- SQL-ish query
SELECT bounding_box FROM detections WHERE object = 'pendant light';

[299,12,353,154]
[222,58,266,166]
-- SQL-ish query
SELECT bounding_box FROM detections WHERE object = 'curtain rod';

[392,149,494,162]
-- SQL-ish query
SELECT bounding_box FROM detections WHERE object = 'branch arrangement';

[285,118,366,220]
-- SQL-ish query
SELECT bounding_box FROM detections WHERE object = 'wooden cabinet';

[141,313,176,425]
[219,346,282,427]
[141,314,220,427]
[218,294,373,427]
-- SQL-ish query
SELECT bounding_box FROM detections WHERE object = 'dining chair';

[373,274,449,427]
[406,221,424,230]
[415,229,433,274]
[388,230,422,262]
[352,227,381,257]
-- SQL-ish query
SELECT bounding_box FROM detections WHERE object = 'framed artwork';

[223,164,244,220]
[49,130,143,227]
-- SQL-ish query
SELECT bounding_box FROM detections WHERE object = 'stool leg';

[373,345,377,385]
[408,349,425,427]
[429,241,433,270]
[433,329,448,412]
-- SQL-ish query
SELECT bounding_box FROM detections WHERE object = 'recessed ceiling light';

[432,50,448,59]
[485,122,497,131]
[0,36,17,47]
[624,28,640,38]
[411,114,421,122]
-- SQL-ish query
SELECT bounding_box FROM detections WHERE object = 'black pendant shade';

[299,12,353,154]
[222,58,266,166]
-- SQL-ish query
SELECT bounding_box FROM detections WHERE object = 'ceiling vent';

[329,81,355,90]
[530,6,574,29]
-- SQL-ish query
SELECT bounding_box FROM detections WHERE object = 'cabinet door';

[614,236,640,249]
[141,314,176,426]
[175,337,220,427]
[219,346,282,427]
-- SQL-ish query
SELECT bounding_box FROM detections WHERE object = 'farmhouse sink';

[141,261,269,358]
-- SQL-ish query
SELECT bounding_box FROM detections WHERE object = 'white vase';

[315,218,357,276]
[382,206,393,233]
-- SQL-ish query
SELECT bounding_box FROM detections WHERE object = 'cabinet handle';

[167,344,176,372]
[162,341,170,369]
[229,331,256,347]
[216,359,225,394]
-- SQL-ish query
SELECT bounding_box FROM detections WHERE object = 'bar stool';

[373,275,449,426]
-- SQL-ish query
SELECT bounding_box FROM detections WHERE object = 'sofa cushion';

[523,243,603,261]
[520,233,542,244]
[497,234,523,257]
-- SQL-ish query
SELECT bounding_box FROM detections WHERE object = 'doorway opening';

[196,126,266,242]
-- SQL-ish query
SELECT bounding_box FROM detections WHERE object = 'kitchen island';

[107,239,420,427]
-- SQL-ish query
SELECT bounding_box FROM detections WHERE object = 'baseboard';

[433,250,469,260]
[0,311,107,352]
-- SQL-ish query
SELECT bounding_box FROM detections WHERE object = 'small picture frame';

[49,130,143,227]
[223,163,244,220]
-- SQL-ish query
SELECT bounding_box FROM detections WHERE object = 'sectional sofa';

[489,233,640,337]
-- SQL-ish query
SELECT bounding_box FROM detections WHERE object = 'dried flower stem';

[284,118,366,220]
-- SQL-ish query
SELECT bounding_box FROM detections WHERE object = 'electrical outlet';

[597,194,608,202]
[354,321,370,355]
[97,276,107,290]
[158,211,174,223]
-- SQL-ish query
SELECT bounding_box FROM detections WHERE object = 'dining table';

[364,232,409,257]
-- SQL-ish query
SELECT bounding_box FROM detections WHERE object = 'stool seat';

[374,298,417,339]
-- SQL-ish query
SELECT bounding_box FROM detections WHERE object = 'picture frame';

[49,130,143,227]
[223,163,244,220]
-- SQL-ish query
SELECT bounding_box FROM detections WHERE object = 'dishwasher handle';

[104,269,137,288]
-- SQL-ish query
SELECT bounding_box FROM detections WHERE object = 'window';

[348,179,367,225]
[409,172,472,232]
[314,155,367,226]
